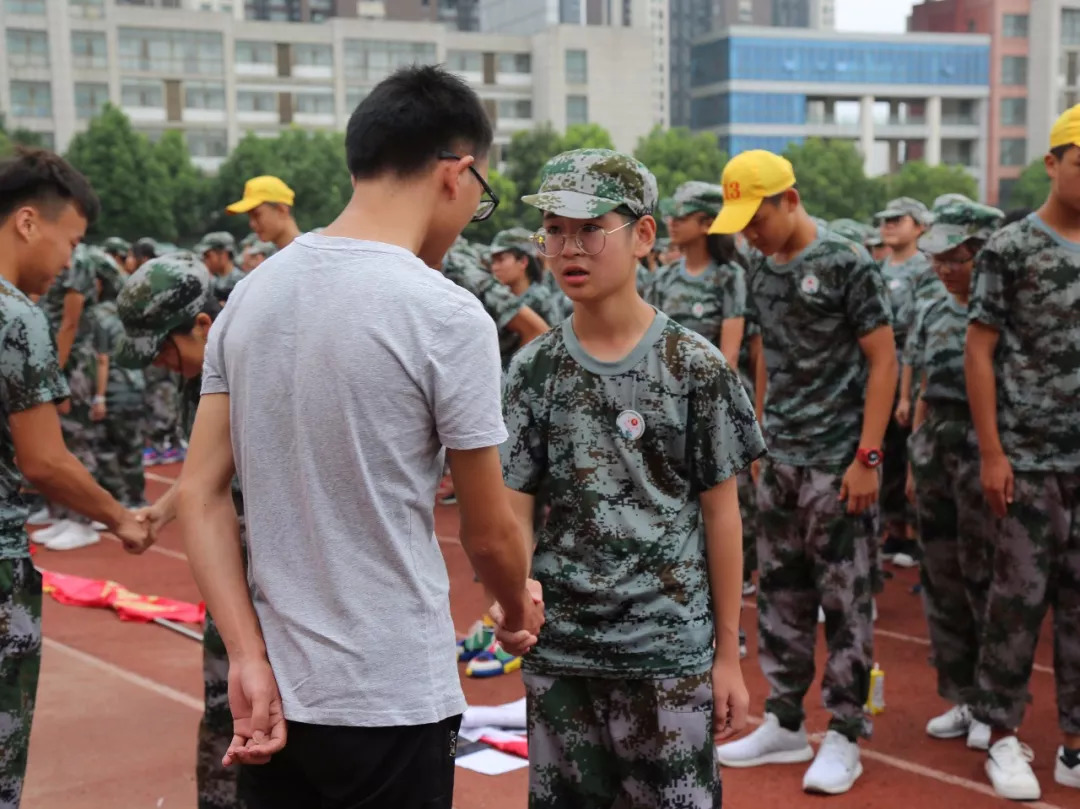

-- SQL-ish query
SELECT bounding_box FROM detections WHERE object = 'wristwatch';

[856,448,883,469]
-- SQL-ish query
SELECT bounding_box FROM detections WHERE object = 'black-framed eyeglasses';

[438,151,499,222]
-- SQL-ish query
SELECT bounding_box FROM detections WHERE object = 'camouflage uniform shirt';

[747,226,892,466]
[442,246,523,331]
[90,301,146,411]
[968,214,1080,472]
[879,252,929,349]
[501,312,767,678]
[211,266,246,303]
[499,283,561,365]
[647,258,747,347]
[904,295,968,404]
[0,281,69,558]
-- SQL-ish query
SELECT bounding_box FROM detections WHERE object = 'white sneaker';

[818,606,826,624]
[45,523,101,552]
[926,705,972,739]
[715,713,814,768]
[31,519,73,544]
[90,521,107,531]
[742,581,757,597]
[803,730,863,794]
[27,506,52,524]
[892,552,918,568]
[986,736,1040,801]
[967,720,991,751]
[1055,746,1080,789]
[872,599,878,623]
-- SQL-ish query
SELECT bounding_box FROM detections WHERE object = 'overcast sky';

[834,0,918,33]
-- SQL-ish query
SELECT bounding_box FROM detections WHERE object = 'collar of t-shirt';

[562,309,669,376]
[1028,212,1080,253]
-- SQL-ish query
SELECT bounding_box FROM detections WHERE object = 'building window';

[187,129,228,158]
[566,94,588,125]
[497,99,532,119]
[72,31,108,70]
[295,91,334,114]
[235,40,275,64]
[68,0,105,17]
[565,49,588,84]
[447,50,482,73]
[1002,13,1028,38]
[1000,97,1026,126]
[1000,138,1026,166]
[75,82,109,119]
[6,29,49,68]
[343,39,436,83]
[118,28,224,74]
[496,52,531,74]
[5,0,45,13]
[294,43,332,67]
[1064,9,1080,46]
[185,81,226,109]
[10,81,52,117]
[237,90,275,111]
[1001,55,1027,86]
[121,78,165,108]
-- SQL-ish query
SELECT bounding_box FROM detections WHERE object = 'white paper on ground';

[459,725,526,743]
[461,697,527,730]
[455,748,529,776]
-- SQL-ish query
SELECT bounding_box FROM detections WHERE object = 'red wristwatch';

[856,448,883,469]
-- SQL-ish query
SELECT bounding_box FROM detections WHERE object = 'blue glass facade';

[718,135,805,156]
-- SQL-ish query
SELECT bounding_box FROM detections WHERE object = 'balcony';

[234,61,276,78]
[184,108,227,124]
[293,111,336,127]
[124,105,167,123]
[292,64,333,81]
[236,109,278,125]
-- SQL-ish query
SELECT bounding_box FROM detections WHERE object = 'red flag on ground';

[40,569,205,624]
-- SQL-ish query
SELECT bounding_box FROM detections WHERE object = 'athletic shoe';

[160,446,185,464]
[45,523,101,552]
[27,506,52,525]
[926,705,972,739]
[985,736,1040,801]
[818,606,826,624]
[465,640,521,678]
[739,627,748,660]
[803,731,863,795]
[31,519,74,544]
[439,493,457,505]
[90,521,107,531]
[967,720,991,751]
[456,618,494,663]
[143,447,161,467]
[715,713,814,768]
[742,580,757,597]
[881,535,905,561]
[892,539,922,568]
[1055,746,1080,789]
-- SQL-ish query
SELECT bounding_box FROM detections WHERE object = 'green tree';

[154,130,211,246]
[782,138,883,222]
[633,126,728,200]
[504,124,563,210]
[877,160,979,208]
[1006,157,1050,210]
[560,123,615,153]
[461,169,520,244]
[64,104,176,241]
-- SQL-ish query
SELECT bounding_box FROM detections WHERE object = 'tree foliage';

[1006,157,1050,210]
[154,130,211,246]
[876,160,979,209]
[781,138,884,222]
[633,126,728,200]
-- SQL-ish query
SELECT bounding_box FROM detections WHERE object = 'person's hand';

[839,461,879,515]
[712,658,749,743]
[750,459,761,485]
[90,400,106,422]
[894,398,911,428]
[491,579,544,657]
[980,452,1014,519]
[223,656,287,767]
[57,398,71,415]
[905,464,916,506]
[132,501,172,544]
[113,510,151,554]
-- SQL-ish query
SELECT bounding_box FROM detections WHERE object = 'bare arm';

[856,326,899,451]
[506,306,549,346]
[719,317,745,371]
[94,354,109,400]
[505,488,537,564]
[55,292,85,369]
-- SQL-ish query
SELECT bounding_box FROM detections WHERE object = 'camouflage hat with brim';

[918,201,1004,256]
[490,227,537,257]
[658,198,677,220]
[240,232,259,249]
[114,251,211,370]
[932,193,972,211]
[248,240,276,258]
[198,232,236,255]
[875,196,932,226]
[668,181,725,218]
[829,218,872,243]
[521,149,658,220]
[103,237,131,255]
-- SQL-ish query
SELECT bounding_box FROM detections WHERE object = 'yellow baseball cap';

[709,150,797,235]
[226,175,295,214]
[1050,103,1080,150]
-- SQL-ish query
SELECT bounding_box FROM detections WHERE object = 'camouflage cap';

[668,181,725,218]
[932,192,972,211]
[521,149,658,220]
[114,251,211,369]
[490,227,537,257]
[197,231,236,255]
[829,218,873,243]
[247,240,277,258]
[875,197,931,226]
[86,245,128,302]
[658,197,677,220]
[103,237,131,256]
[240,232,259,249]
[918,201,1004,256]
[133,237,159,259]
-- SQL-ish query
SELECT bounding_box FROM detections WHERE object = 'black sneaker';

[881,535,905,561]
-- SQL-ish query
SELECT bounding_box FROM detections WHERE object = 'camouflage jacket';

[442,245,524,331]
[0,280,69,557]
[90,301,146,411]
[647,258,747,347]
[904,295,968,406]
[878,252,930,347]
[746,226,892,466]
[968,214,1080,472]
[501,312,766,678]
[37,253,99,371]
[499,282,560,365]
[211,266,246,303]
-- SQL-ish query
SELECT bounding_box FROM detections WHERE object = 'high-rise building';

[243,0,354,22]
[1028,0,1080,162]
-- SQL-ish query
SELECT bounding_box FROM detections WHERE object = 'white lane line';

[43,636,203,712]
[144,471,177,485]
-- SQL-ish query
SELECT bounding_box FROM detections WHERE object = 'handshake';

[109,501,170,555]
[490,578,545,657]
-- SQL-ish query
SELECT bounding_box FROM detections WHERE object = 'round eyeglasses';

[532,219,635,258]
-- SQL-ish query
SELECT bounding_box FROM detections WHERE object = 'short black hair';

[0,147,99,226]
[498,247,541,284]
[1001,207,1032,227]
[345,64,493,180]
[1050,144,1077,161]
[133,238,157,261]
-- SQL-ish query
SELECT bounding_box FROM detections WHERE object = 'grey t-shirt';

[202,233,507,727]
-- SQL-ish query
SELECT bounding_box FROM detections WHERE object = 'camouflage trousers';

[737,468,757,582]
[0,558,42,809]
[908,406,993,706]
[144,367,182,453]
[756,459,875,740]
[523,671,721,809]
[94,408,147,508]
[881,416,913,538]
[974,471,1080,735]
[198,518,247,809]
